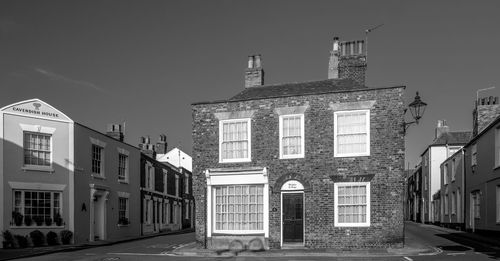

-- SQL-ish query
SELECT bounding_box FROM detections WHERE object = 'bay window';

[13,190,62,226]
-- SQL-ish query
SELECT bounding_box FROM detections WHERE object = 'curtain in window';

[337,185,367,223]
[215,185,264,231]
[24,133,51,166]
[337,112,367,154]
[282,116,301,155]
[222,121,248,160]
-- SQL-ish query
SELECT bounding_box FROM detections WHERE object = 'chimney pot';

[106,123,124,142]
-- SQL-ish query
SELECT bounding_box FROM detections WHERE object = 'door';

[283,193,303,243]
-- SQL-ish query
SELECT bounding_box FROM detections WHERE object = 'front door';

[283,193,303,243]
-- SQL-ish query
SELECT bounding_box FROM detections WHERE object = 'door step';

[282,243,305,249]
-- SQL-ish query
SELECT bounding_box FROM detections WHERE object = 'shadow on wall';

[1,138,76,248]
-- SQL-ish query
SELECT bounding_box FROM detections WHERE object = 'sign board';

[281,180,304,191]
[1,99,71,122]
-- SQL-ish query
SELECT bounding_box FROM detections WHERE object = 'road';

[17,222,500,261]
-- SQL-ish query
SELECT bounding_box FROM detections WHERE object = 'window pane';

[336,111,368,155]
[24,133,51,166]
[214,185,264,231]
[221,120,250,160]
[336,184,368,224]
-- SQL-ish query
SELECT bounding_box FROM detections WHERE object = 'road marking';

[107,253,169,256]
[447,252,465,256]
[418,247,443,256]
[403,257,413,261]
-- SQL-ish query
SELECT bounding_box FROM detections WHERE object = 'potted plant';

[54,213,63,226]
[60,230,73,245]
[12,212,23,226]
[45,217,53,226]
[118,217,129,225]
[34,216,44,226]
[24,215,32,226]
[2,230,14,249]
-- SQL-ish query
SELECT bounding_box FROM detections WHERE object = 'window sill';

[334,153,370,158]
[219,159,252,164]
[118,179,129,184]
[280,154,305,160]
[92,174,106,180]
[334,223,370,227]
[22,166,54,173]
[11,225,64,229]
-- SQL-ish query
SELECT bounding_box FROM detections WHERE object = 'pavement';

[0,228,195,261]
[3,222,500,260]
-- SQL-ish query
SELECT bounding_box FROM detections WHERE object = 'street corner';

[387,245,442,257]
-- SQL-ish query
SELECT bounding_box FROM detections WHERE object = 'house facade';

[406,165,423,223]
[420,120,470,223]
[0,99,141,245]
[192,37,406,249]
[439,149,465,229]
[139,136,194,235]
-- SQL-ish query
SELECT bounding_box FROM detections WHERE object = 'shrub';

[14,235,28,248]
[29,230,45,247]
[46,231,58,246]
[60,230,73,245]
[24,216,32,226]
[2,230,14,249]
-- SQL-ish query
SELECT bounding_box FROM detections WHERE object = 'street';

[16,222,500,261]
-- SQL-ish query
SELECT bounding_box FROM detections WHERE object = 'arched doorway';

[281,180,304,246]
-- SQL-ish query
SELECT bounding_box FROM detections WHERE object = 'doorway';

[282,193,304,243]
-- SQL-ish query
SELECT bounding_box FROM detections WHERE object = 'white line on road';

[403,257,413,261]
[418,247,443,256]
[107,252,169,256]
[447,252,465,256]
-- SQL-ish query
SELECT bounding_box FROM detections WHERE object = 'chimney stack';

[435,120,449,139]
[245,55,264,88]
[328,36,367,86]
[473,96,500,136]
[155,134,168,154]
[139,135,156,158]
[106,124,124,142]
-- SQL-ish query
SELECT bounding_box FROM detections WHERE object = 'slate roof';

[228,78,367,101]
[432,131,472,146]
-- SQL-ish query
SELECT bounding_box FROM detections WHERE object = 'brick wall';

[192,86,405,249]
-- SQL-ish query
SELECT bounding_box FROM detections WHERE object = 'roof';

[431,131,472,146]
[192,78,405,105]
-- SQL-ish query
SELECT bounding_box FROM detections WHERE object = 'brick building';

[139,136,194,235]
[406,165,423,223]
[192,37,407,249]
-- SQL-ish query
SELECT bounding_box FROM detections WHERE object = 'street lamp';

[404,92,427,135]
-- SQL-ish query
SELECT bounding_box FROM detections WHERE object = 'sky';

[1,0,500,168]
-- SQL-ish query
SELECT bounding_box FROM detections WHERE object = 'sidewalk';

[171,231,438,258]
[0,228,194,261]
[419,222,500,248]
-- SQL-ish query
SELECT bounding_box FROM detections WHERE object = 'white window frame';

[163,170,168,194]
[219,118,252,163]
[334,182,371,227]
[23,132,53,169]
[279,114,305,159]
[12,190,63,227]
[90,138,106,178]
[334,110,370,157]
[471,144,477,167]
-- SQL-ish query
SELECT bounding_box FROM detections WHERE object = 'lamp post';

[404,92,427,135]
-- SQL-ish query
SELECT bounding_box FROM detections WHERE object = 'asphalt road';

[16,222,500,261]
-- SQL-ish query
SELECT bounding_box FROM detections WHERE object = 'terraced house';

[192,37,406,249]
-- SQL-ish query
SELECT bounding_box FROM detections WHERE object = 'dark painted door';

[283,193,303,243]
